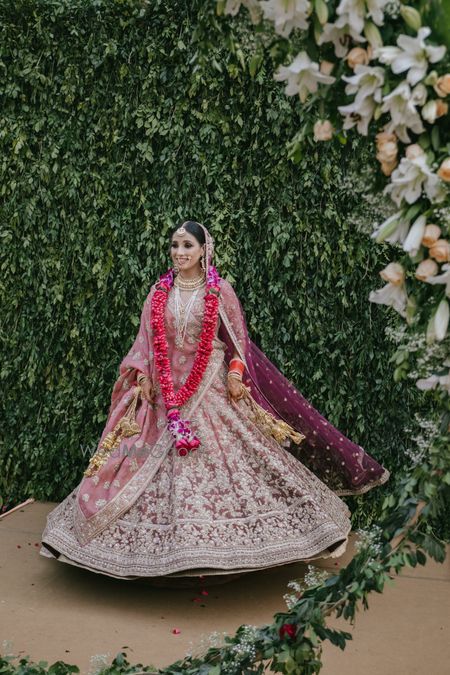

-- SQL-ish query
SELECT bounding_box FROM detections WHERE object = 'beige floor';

[0,500,449,674]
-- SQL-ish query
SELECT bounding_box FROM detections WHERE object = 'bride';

[40,220,389,581]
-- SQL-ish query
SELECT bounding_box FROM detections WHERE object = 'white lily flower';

[374,27,447,86]
[410,82,428,106]
[342,63,385,100]
[427,298,450,342]
[369,281,408,317]
[260,0,311,37]
[317,20,366,58]
[416,374,439,390]
[424,98,449,122]
[338,96,377,134]
[371,210,411,244]
[224,0,262,22]
[380,81,426,143]
[336,0,389,34]
[402,215,426,257]
[416,372,450,393]
[274,51,336,102]
[423,263,450,296]
[384,150,447,206]
[337,64,384,134]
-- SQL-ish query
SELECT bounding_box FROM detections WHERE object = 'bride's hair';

[170,220,205,246]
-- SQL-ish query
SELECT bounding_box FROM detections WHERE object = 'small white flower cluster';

[384,323,407,344]
[354,524,383,557]
[407,342,448,380]
[283,565,331,609]
[220,624,259,671]
[304,564,331,587]
[186,630,229,659]
[88,653,111,675]
[404,412,440,466]
[336,156,397,237]
[387,325,426,349]
[283,578,303,610]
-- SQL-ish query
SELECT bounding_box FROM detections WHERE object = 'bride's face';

[170,231,205,274]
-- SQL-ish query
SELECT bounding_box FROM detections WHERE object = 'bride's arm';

[219,278,249,367]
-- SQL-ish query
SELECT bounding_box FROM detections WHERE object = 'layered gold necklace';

[173,271,206,290]
[173,271,206,347]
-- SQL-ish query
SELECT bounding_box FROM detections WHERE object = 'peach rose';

[313,120,334,141]
[429,239,450,263]
[320,60,335,76]
[377,140,398,164]
[380,262,405,285]
[422,224,442,247]
[434,74,450,97]
[437,158,450,182]
[405,144,425,160]
[380,159,398,177]
[376,132,398,174]
[346,47,370,69]
[376,130,397,146]
[415,258,439,281]
[436,100,448,118]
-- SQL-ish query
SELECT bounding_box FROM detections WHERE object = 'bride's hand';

[227,376,245,402]
[140,378,155,405]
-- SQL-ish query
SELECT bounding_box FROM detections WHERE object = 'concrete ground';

[0,500,449,674]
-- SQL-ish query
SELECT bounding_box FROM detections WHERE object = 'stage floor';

[1,500,449,674]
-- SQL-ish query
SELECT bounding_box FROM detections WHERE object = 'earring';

[200,253,206,271]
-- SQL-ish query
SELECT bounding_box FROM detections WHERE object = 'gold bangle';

[227,372,242,380]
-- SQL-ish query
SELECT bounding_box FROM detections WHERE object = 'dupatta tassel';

[239,386,306,447]
[83,385,142,477]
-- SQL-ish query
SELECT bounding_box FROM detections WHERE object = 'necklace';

[174,272,205,289]
[174,286,200,348]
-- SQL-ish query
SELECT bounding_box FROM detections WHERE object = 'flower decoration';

[151,265,221,455]
[374,27,447,86]
[260,0,311,38]
[278,622,298,640]
[274,51,336,102]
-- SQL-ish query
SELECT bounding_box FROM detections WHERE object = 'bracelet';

[227,372,243,381]
[229,358,245,378]
[137,373,149,384]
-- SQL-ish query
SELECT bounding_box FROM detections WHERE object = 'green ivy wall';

[0,0,429,528]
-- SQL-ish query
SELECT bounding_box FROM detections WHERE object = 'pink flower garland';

[151,265,221,456]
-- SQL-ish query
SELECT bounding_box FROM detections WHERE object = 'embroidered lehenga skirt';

[40,284,354,581]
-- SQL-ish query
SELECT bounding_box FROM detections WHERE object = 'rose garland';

[151,265,221,456]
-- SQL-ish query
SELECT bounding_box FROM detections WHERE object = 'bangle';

[229,358,245,377]
[137,373,148,384]
[227,372,243,381]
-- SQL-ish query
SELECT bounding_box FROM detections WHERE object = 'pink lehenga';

[40,272,389,581]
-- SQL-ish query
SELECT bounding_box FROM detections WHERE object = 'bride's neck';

[177,267,203,280]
